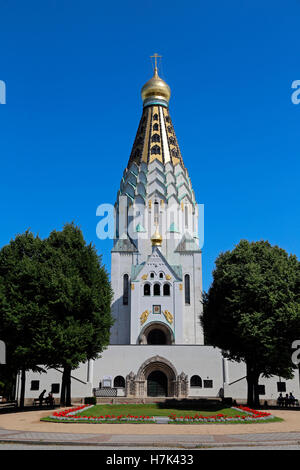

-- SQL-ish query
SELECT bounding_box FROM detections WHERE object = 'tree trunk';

[246,361,261,408]
[19,368,26,409]
[253,372,261,408]
[65,366,72,406]
[60,367,67,406]
[246,361,254,407]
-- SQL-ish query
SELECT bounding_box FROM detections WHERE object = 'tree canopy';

[201,239,300,406]
[0,223,114,407]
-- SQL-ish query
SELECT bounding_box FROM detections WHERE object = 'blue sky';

[0,0,299,291]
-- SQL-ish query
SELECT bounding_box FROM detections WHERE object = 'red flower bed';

[168,405,273,423]
[51,405,154,422]
[49,404,274,424]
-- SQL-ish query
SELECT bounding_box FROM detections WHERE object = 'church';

[21,58,300,404]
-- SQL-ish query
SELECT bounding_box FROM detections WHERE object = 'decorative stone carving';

[177,372,189,398]
[124,359,188,398]
[126,372,137,397]
[163,310,173,324]
[140,310,150,325]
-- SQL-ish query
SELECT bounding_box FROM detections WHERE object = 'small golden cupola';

[141,53,171,108]
[151,225,163,247]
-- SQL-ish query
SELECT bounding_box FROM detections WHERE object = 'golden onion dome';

[151,225,163,247]
[141,67,171,106]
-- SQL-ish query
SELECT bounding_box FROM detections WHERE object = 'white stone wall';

[224,359,300,403]
[130,252,184,344]
[22,346,300,402]
[180,252,203,344]
[110,251,132,344]
[17,364,92,404]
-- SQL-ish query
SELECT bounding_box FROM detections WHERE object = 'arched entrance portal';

[125,356,189,398]
[139,322,174,345]
[147,370,168,397]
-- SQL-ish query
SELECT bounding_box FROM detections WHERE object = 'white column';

[87,359,94,384]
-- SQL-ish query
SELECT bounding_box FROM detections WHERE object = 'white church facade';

[20,60,300,404]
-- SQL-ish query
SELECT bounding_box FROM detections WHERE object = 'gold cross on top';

[150,53,162,70]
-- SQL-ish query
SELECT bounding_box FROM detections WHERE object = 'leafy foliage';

[201,240,300,404]
[0,223,114,406]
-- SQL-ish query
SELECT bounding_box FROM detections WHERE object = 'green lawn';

[76,404,248,418]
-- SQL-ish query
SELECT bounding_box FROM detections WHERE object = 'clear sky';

[0,0,299,292]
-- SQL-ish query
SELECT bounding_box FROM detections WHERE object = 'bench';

[33,397,54,407]
[0,401,17,409]
[277,398,299,407]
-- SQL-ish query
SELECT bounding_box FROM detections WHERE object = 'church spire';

[127,55,184,169]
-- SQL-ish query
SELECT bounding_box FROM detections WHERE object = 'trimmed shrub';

[84,396,96,405]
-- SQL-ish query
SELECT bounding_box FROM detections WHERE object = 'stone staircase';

[93,396,223,405]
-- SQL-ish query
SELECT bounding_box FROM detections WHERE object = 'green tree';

[44,223,114,406]
[0,224,114,408]
[201,240,300,407]
[0,232,52,407]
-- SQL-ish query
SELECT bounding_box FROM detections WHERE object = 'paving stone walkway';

[1,426,300,448]
[0,408,299,448]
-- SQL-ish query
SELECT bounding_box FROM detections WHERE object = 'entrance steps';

[94,397,223,405]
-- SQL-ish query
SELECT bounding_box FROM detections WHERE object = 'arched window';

[190,375,202,387]
[151,145,161,155]
[153,283,160,296]
[113,376,125,388]
[153,123,159,131]
[154,201,159,225]
[153,113,158,121]
[159,272,164,279]
[163,284,170,296]
[123,274,129,305]
[150,272,155,279]
[184,274,190,305]
[185,206,189,228]
[151,133,160,143]
[144,283,151,296]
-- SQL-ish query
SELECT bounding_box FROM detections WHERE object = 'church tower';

[110,56,203,346]
[22,56,300,403]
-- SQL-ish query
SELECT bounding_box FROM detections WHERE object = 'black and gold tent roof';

[127,68,185,170]
[127,106,184,168]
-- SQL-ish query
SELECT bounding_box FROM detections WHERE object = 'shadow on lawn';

[154,399,227,412]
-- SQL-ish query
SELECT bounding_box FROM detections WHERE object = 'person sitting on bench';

[288,392,296,406]
[38,389,46,406]
[277,393,284,407]
[45,392,54,407]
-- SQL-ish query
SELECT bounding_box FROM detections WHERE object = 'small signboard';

[103,376,112,388]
